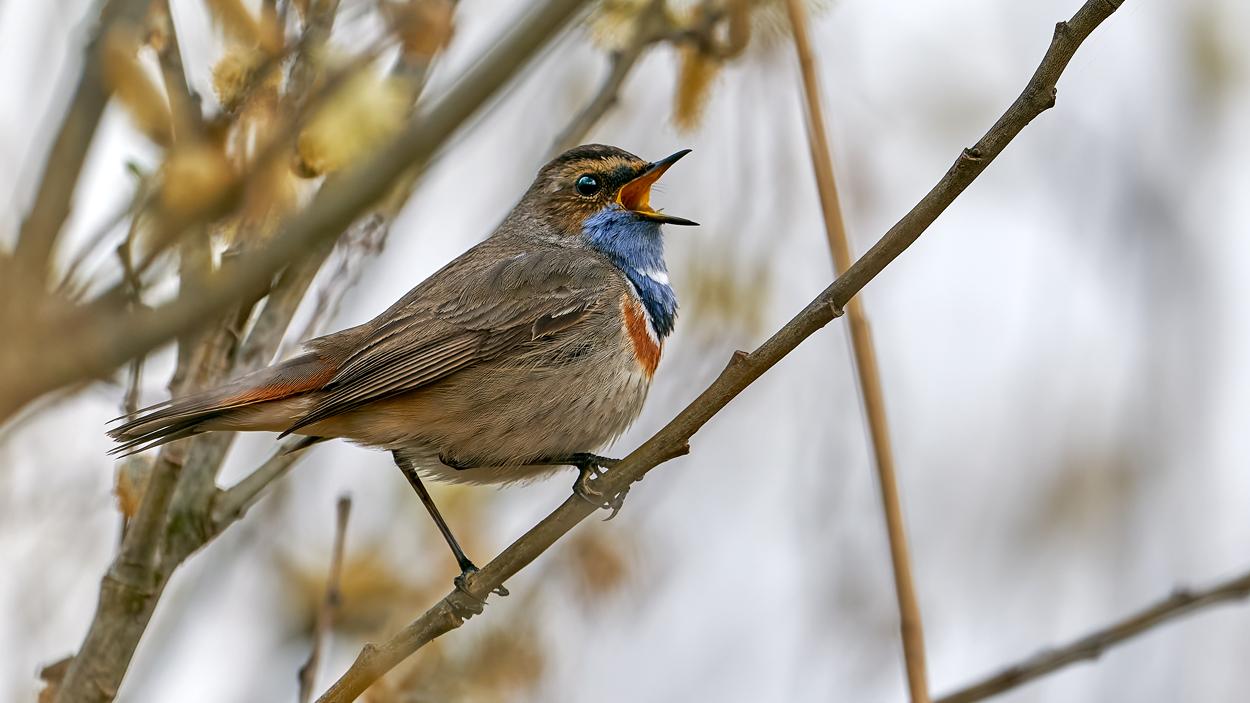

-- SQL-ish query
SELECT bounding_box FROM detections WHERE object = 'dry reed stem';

[316,2,1124,701]
[783,0,929,700]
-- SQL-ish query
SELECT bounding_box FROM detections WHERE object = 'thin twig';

[119,217,147,418]
[548,45,646,158]
[783,1,929,700]
[548,0,746,158]
[315,4,1125,700]
[153,0,204,143]
[10,0,155,285]
[934,568,1250,703]
[211,439,309,529]
[286,0,344,110]
[548,0,668,157]
[299,495,352,703]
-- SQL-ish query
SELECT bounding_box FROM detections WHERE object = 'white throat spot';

[634,267,669,286]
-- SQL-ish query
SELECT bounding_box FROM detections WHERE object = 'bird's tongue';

[617,169,662,213]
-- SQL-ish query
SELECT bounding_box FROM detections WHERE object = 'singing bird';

[110,144,696,585]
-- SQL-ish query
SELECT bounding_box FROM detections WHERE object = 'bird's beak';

[617,149,699,226]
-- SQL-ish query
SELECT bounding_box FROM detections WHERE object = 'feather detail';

[108,352,338,454]
[284,242,613,433]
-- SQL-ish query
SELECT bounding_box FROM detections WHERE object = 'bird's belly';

[327,341,654,485]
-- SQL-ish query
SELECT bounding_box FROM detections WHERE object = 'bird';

[109,144,696,590]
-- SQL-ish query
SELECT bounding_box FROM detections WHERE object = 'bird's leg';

[393,453,508,606]
[443,452,630,519]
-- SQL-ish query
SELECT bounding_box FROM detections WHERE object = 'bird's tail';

[108,352,336,455]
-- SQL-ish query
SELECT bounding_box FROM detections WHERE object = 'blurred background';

[3,0,1250,701]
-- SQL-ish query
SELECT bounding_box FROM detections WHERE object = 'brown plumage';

[110,145,694,483]
[109,144,696,578]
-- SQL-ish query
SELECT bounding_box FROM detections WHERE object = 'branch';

[211,439,309,529]
[934,568,1250,703]
[548,0,670,157]
[54,314,242,703]
[300,495,352,703]
[784,0,930,700]
[153,0,204,143]
[548,44,646,158]
[314,5,1125,699]
[547,0,745,158]
[0,0,591,423]
[830,0,1124,309]
[286,0,344,109]
[54,442,187,703]
[11,0,155,284]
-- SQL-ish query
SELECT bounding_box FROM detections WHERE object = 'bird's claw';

[449,565,508,617]
[455,560,482,605]
[572,457,630,521]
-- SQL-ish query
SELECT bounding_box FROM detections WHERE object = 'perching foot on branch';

[563,453,629,520]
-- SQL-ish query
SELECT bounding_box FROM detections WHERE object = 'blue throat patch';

[582,206,678,339]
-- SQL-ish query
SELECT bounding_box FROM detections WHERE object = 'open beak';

[616,149,699,226]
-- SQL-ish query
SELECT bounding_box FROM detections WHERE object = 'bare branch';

[211,439,310,529]
[934,569,1250,703]
[299,495,352,703]
[316,2,1125,700]
[53,436,309,703]
[54,442,186,703]
[548,0,747,158]
[548,45,646,158]
[286,0,344,109]
[548,0,670,157]
[11,0,155,285]
[153,0,203,143]
[0,0,591,423]
[784,0,930,700]
[829,0,1125,311]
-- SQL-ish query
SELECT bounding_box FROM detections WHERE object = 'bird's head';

[522,144,697,240]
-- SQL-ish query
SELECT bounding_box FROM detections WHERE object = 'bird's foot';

[449,563,508,618]
[569,454,629,521]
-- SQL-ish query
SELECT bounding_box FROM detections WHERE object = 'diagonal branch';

[934,568,1250,703]
[548,0,668,157]
[783,0,929,700]
[211,439,310,530]
[316,1,1125,700]
[548,44,647,158]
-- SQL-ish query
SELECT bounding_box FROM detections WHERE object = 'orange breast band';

[621,295,661,377]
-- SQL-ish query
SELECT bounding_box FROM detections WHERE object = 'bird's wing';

[286,243,614,433]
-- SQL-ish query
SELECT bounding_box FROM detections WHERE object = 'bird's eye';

[575,174,601,196]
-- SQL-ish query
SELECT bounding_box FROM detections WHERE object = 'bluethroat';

[110,144,696,589]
